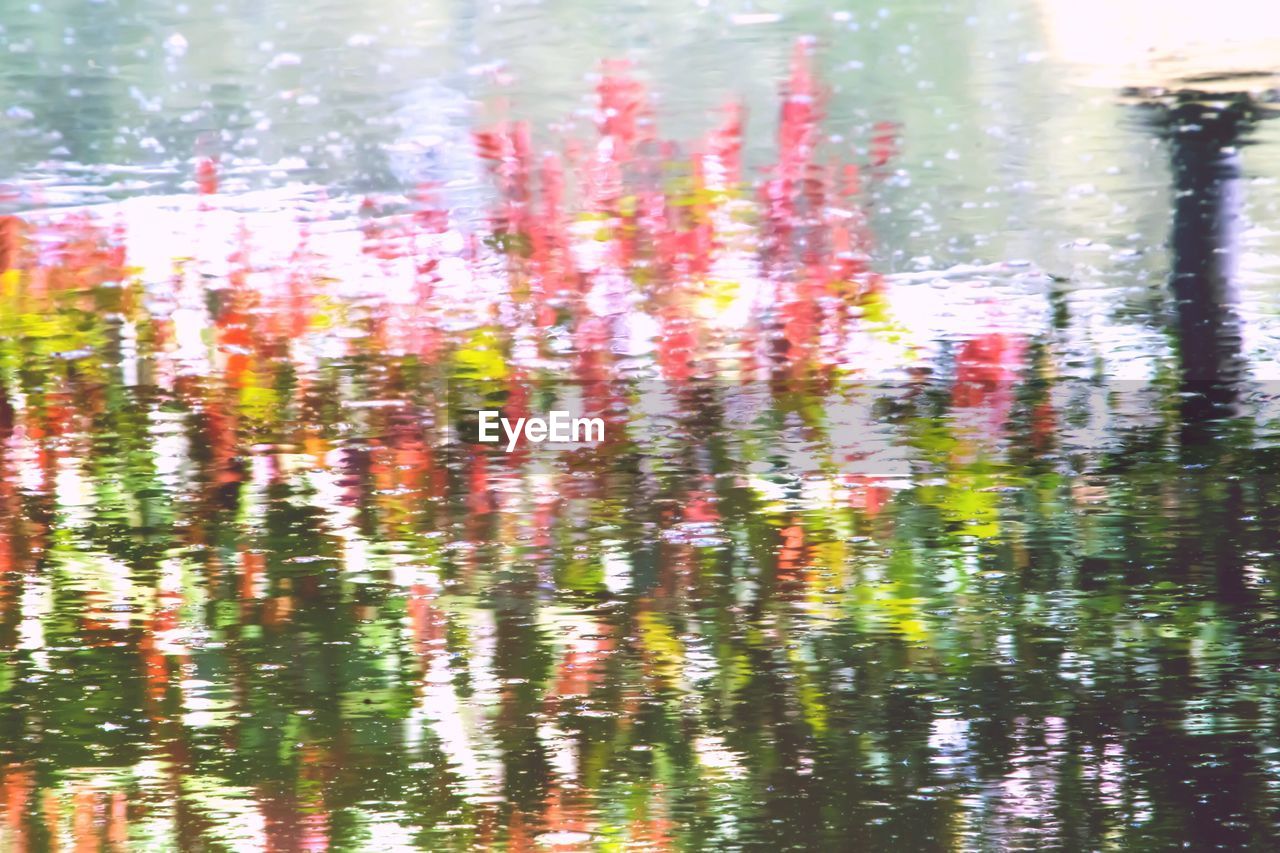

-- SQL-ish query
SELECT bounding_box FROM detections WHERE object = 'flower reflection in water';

[0,42,1279,852]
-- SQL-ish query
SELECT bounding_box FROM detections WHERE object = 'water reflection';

[1157,94,1252,441]
[3,6,1280,852]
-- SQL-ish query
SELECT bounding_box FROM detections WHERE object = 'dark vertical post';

[1163,97,1250,444]
[1155,95,1258,605]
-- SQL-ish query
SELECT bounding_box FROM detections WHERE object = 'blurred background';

[3,1,1280,850]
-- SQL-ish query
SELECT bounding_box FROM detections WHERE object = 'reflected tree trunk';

[1160,97,1252,444]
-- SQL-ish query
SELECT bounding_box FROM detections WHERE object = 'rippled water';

[4,1,1280,850]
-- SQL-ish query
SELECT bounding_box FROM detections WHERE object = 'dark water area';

[4,0,1280,850]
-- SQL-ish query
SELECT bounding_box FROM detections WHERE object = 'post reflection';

[1160,95,1253,443]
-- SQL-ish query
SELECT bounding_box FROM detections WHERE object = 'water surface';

[2,1,1280,850]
